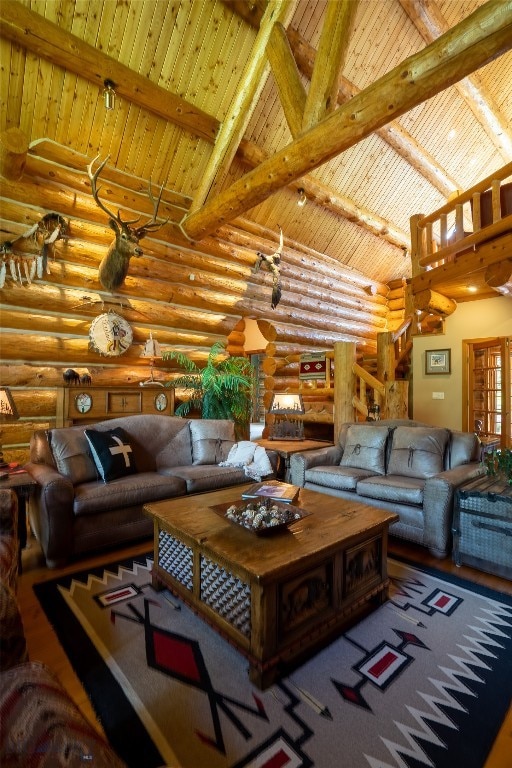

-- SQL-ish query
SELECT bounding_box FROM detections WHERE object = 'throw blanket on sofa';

[219,441,273,481]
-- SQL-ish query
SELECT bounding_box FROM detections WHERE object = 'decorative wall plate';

[89,312,133,357]
[75,392,92,414]
[154,392,168,411]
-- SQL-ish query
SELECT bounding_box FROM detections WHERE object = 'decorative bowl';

[210,499,309,535]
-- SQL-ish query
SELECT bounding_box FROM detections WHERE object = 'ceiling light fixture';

[103,79,116,111]
[297,187,307,207]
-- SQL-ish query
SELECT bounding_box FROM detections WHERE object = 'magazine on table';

[241,480,300,503]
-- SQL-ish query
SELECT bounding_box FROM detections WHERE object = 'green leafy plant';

[162,342,254,438]
[484,447,512,485]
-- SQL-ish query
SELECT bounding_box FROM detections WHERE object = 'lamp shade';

[268,392,305,440]
[140,331,162,360]
[0,388,19,421]
[268,393,304,415]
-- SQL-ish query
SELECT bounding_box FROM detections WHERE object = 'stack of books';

[241,480,300,504]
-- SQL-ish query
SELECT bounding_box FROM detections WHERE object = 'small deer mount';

[87,155,167,292]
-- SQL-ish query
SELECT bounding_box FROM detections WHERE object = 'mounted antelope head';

[87,155,166,291]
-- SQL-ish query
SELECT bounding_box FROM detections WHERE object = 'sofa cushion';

[84,427,138,483]
[387,426,449,479]
[189,420,235,465]
[0,662,126,767]
[340,424,389,475]
[448,430,479,469]
[0,580,28,672]
[161,464,249,493]
[73,472,185,516]
[356,475,425,505]
[305,465,378,491]
[49,428,97,485]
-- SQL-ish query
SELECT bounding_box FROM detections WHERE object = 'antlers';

[86,154,167,236]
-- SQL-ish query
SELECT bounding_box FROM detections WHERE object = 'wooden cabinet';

[57,386,174,427]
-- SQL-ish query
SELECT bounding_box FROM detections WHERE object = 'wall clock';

[89,312,133,357]
[154,393,168,412]
[75,392,92,414]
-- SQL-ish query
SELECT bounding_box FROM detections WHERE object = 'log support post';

[376,331,396,383]
[382,380,409,419]
[334,341,357,436]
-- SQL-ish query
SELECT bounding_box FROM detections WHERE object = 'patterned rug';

[34,554,512,768]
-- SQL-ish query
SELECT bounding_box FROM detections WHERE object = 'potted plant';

[484,447,512,486]
[162,342,254,439]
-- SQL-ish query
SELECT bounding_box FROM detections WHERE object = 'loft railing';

[412,163,512,271]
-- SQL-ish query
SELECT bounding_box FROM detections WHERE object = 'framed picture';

[425,348,451,374]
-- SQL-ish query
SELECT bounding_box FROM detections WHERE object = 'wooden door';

[464,337,511,448]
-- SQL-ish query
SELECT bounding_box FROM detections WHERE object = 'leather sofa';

[25,415,276,568]
[289,419,484,558]
[0,488,127,767]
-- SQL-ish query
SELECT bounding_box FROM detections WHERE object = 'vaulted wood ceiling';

[1,0,512,288]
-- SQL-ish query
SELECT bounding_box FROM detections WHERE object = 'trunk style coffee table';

[145,485,398,689]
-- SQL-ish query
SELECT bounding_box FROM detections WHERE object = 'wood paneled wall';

[1,144,391,463]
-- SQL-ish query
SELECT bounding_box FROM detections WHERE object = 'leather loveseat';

[25,415,276,568]
[289,419,484,558]
[0,488,127,767]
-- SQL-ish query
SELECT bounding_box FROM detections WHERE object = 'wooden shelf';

[56,386,174,427]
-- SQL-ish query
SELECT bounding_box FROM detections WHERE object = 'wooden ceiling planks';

[1,0,511,294]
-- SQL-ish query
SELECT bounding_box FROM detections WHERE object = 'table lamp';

[268,392,305,440]
[139,332,164,387]
[0,387,19,467]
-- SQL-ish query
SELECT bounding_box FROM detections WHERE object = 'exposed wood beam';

[222,3,460,199]
[188,0,295,215]
[0,1,217,144]
[399,0,512,162]
[302,0,358,130]
[1,2,411,252]
[236,141,409,249]
[286,28,459,199]
[266,23,306,138]
[182,0,512,240]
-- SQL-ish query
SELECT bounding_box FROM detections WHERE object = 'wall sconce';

[103,79,116,111]
[139,332,164,387]
[0,387,19,467]
[297,188,307,207]
[268,392,305,440]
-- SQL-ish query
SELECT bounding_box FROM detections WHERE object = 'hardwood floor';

[17,530,512,768]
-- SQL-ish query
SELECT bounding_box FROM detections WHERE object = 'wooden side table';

[256,438,333,482]
[477,436,500,461]
[453,475,512,580]
[0,469,37,571]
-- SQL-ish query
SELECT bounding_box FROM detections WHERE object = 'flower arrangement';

[484,448,512,486]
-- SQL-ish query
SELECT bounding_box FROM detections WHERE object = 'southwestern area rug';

[34,554,512,768]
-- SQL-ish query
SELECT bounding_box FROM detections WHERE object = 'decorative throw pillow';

[340,424,390,475]
[387,426,449,479]
[220,441,257,466]
[49,428,97,485]
[189,420,235,465]
[84,427,137,483]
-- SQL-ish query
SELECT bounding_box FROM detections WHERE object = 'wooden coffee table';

[144,485,398,689]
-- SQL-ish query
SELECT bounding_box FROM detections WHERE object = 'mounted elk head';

[87,155,166,291]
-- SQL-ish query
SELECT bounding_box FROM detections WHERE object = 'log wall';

[1,144,391,462]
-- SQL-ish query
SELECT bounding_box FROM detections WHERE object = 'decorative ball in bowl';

[210,499,308,535]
